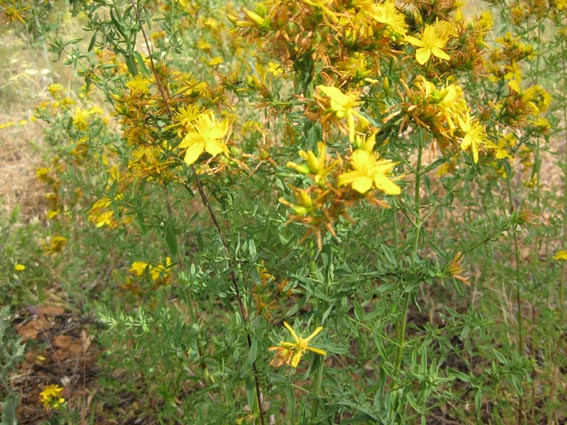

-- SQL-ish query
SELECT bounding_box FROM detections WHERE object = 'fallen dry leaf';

[17,317,51,340]
[37,304,65,317]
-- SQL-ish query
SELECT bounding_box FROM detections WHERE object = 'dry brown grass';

[0,115,47,220]
[0,29,76,221]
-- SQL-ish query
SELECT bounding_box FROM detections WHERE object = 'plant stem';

[505,173,524,353]
[311,358,325,418]
[505,169,524,424]
[412,138,424,255]
[395,134,424,373]
[395,292,411,371]
[560,13,567,312]
[525,19,543,420]
[184,289,210,381]
[129,2,265,423]
[547,13,567,423]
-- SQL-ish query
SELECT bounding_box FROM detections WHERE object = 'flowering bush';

[2,0,567,423]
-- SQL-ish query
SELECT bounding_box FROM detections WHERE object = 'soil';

[11,304,101,424]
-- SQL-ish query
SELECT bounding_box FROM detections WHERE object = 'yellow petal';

[306,347,327,356]
[432,47,450,61]
[283,321,300,343]
[290,350,303,368]
[348,113,355,143]
[405,35,424,47]
[508,80,521,93]
[305,326,324,342]
[338,171,372,194]
[318,85,346,103]
[130,261,149,276]
[204,139,228,157]
[352,177,373,194]
[553,250,567,260]
[373,174,401,195]
[415,48,431,65]
[184,141,206,165]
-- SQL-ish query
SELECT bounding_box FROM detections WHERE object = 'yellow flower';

[129,258,172,282]
[47,210,60,220]
[266,61,283,76]
[286,142,338,184]
[172,104,202,129]
[338,150,401,195]
[1,4,30,24]
[39,384,65,410]
[94,210,115,228]
[553,250,567,261]
[208,56,224,66]
[130,261,150,277]
[45,236,67,254]
[370,1,408,39]
[458,115,488,164]
[486,133,515,160]
[179,111,230,165]
[406,25,450,65]
[300,0,339,23]
[150,257,172,281]
[88,197,119,228]
[72,107,91,131]
[47,83,64,99]
[504,61,522,83]
[522,85,552,114]
[197,39,212,50]
[126,75,153,95]
[14,264,26,272]
[353,132,378,153]
[317,85,367,142]
[269,321,326,368]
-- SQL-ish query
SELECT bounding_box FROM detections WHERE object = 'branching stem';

[129,2,265,423]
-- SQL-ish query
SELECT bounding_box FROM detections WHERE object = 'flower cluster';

[121,257,174,294]
[252,262,292,321]
[269,321,326,368]
[232,0,410,88]
[39,384,65,410]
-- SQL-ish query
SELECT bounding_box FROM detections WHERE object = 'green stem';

[560,14,567,311]
[547,14,567,423]
[311,358,325,417]
[184,290,211,381]
[412,138,424,255]
[505,171,524,353]
[395,292,411,371]
[129,3,265,423]
[395,134,424,372]
[505,168,524,424]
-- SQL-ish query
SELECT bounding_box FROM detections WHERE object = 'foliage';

[0,306,25,425]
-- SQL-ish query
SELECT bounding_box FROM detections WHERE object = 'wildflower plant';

[269,321,326,368]
[39,384,65,411]
[3,0,567,422]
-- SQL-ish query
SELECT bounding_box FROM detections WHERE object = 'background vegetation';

[1,0,567,423]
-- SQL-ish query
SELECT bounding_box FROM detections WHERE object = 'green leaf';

[1,394,18,425]
[164,225,179,260]
[109,7,127,39]
[134,51,149,76]
[474,390,483,416]
[125,54,139,76]
[88,32,97,52]
[247,338,258,366]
